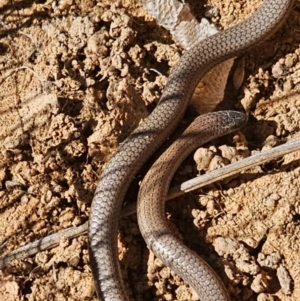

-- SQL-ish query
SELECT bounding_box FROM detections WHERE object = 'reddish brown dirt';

[1,0,300,300]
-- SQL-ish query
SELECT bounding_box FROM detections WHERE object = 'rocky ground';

[1,0,300,300]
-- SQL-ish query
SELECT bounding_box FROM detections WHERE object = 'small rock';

[285,53,298,68]
[277,264,293,295]
[257,252,281,269]
[272,62,284,78]
[251,272,269,293]
[193,148,214,171]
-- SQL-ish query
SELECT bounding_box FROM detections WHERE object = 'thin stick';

[0,222,88,269]
[1,138,299,269]
[168,138,300,199]
[121,138,300,215]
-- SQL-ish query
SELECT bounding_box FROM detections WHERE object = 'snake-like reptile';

[137,111,246,301]
[88,1,295,300]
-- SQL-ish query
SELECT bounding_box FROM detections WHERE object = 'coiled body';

[88,1,295,300]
